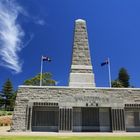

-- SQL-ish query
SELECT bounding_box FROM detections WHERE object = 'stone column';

[69,19,96,87]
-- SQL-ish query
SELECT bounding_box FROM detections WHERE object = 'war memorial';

[11,19,140,132]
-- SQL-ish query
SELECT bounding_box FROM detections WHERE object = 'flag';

[42,56,51,62]
[101,59,109,66]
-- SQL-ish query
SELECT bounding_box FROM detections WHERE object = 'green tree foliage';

[2,79,16,110]
[112,67,130,88]
[0,95,4,108]
[24,72,56,86]
[118,68,130,87]
[111,80,123,88]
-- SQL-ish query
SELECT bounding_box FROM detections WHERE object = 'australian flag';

[42,56,51,62]
[101,59,109,66]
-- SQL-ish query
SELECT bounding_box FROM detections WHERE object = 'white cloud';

[35,19,46,26]
[0,0,24,73]
[36,19,45,26]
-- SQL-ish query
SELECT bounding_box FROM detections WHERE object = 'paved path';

[0,127,140,136]
[1,131,140,136]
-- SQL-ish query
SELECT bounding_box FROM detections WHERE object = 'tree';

[0,94,4,108]
[111,67,130,88]
[24,72,56,86]
[2,79,15,110]
[118,68,130,87]
[111,80,123,88]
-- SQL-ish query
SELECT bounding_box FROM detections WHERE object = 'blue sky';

[0,0,140,89]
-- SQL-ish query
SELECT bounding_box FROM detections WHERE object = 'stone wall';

[11,86,140,131]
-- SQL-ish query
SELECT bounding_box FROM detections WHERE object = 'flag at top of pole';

[42,56,51,62]
[101,59,109,66]
[40,55,51,86]
[101,58,112,88]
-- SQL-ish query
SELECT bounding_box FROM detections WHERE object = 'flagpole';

[40,56,43,86]
[108,58,112,88]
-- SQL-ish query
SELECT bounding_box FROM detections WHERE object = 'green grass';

[0,136,140,140]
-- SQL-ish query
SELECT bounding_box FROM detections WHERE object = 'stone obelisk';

[69,19,96,87]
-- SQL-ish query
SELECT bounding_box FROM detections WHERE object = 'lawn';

[0,136,140,140]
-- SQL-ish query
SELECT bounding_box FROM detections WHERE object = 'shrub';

[0,111,13,116]
[0,116,12,126]
[0,111,6,116]
[7,112,12,115]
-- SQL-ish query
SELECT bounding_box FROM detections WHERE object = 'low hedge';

[0,115,12,126]
[0,111,13,116]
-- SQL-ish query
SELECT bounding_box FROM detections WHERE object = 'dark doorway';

[32,106,59,132]
[99,108,112,132]
[81,107,99,132]
[125,109,140,132]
